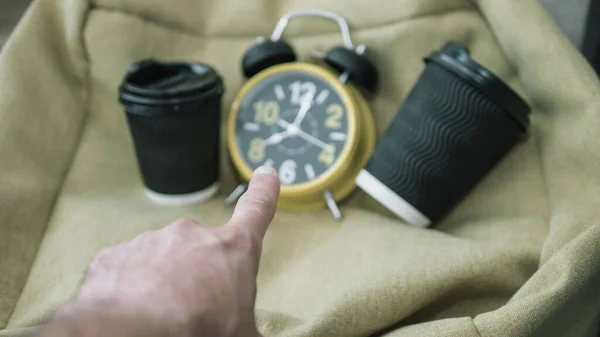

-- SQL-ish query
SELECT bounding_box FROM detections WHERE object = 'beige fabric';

[1,0,600,336]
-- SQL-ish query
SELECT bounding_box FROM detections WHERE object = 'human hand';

[52,166,280,337]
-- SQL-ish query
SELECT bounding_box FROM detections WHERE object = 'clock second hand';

[277,119,333,151]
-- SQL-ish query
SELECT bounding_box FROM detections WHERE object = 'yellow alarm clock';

[225,10,378,220]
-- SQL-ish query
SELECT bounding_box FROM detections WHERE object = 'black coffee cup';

[356,42,531,227]
[119,59,224,206]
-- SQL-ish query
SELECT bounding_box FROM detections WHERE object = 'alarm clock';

[225,9,378,220]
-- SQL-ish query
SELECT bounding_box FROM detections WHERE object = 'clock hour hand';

[264,129,291,146]
[277,119,290,129]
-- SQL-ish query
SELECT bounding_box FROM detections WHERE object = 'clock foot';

[323,190,343,221]
[224,182,248,206]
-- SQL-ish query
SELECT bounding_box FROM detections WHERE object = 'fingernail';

[253,166,277,177]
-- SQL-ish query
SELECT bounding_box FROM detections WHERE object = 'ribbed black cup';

[356,42,531,227]
[119,59,224,206]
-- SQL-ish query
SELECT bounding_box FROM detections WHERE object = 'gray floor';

[0,1,593,50]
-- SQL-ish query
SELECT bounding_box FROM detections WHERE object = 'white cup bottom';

[355,170,431,228]
[144,183,219,207]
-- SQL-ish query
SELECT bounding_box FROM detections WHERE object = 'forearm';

[34,308,173,337]
[36,314,170,337]
[32,301,195,337]
[32,300,257,337]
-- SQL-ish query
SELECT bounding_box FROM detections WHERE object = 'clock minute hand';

[278,119,333,151]
[292,95,314,127]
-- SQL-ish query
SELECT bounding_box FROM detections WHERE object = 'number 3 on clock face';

[228,64,358,193]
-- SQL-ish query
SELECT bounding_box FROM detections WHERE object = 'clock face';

[234,70,351,186]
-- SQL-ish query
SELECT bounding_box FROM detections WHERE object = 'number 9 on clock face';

[228,63,359,195]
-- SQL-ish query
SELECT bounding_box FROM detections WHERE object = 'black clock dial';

[235,71,350,186]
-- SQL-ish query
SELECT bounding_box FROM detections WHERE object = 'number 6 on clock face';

[279,160,297,184]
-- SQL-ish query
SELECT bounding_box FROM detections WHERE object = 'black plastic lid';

[425,42,531,131]
[119,59,224,115]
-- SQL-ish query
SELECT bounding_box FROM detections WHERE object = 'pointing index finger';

[227,166,280,240]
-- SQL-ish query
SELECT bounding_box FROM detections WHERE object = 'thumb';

[227,166,280,240]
